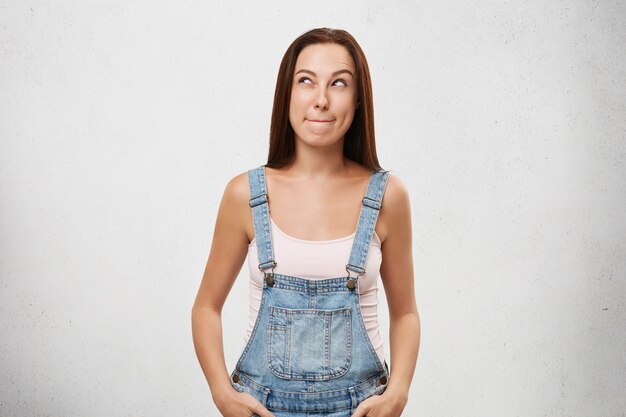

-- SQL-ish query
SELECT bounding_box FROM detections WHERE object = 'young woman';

[192,28,420,417]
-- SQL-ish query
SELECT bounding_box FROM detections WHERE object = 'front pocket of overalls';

[267,306,352,380]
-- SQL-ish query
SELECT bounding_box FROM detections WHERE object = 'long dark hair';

[265,27,384,172]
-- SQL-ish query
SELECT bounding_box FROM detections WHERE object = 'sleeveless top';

[243,217,387,365]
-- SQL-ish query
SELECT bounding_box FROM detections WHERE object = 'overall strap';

[248,165,276,272]
[346,169,391,278]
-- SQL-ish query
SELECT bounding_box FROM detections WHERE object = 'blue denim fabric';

[230,164,391,415]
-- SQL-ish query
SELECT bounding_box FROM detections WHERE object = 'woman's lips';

[305,118,335,132]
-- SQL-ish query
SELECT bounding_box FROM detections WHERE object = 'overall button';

[378,375,388,386]
[232,374,239,383]
[346,279,355,289]
[266,275,274,287]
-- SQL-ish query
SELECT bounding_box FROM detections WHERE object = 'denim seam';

[236,367,386,394]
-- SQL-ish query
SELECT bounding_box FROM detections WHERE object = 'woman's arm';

[353,173,419,417]
[191,173,260,408]
[379,174,421,401]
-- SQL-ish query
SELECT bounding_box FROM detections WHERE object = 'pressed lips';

[306,118,335,122]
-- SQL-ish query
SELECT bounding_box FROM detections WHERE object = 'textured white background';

[1,1,625,416]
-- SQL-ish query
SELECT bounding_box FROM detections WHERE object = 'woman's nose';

[314,87,329,110]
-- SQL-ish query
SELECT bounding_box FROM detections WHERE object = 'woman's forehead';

[295,44,355,75]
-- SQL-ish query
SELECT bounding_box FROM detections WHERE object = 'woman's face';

[289,43,358,147]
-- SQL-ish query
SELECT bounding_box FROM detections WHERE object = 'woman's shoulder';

[383,170,407,194]
[380,170,409,207]
[221,168,257,205]
[378,171,411,238]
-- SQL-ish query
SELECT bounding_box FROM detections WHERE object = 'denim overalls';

[229,165,391,416]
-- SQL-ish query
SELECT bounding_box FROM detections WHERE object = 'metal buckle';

[362,196,381,210]
[259,261,277,287]
[258,260,277,274]
[345,264,364,279]
[249,193,269,208]
[345,264,364,290]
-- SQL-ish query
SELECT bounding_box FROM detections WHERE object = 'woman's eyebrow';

[295,69,354,78]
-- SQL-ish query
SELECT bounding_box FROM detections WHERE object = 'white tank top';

[244,217,386,364]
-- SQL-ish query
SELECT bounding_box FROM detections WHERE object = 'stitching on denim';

[285,323,291,373]
[325,312,330,370]
[267,324,287,378]
[237,367,386,394]
[271,284,350,293]
[271,306,351,315]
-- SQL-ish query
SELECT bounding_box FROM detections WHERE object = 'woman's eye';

[297,77,347,87]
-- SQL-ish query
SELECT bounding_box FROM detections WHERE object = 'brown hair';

[265,27,384,172]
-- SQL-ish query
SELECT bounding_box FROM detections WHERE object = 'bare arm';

[379,174,420,401]
[351,173,420,417]
[191,173,274,416]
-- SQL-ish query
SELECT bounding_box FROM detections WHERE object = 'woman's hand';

[350,388,408,417]
[214,386,275,417]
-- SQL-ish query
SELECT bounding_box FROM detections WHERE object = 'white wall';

[1,1,624,416]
